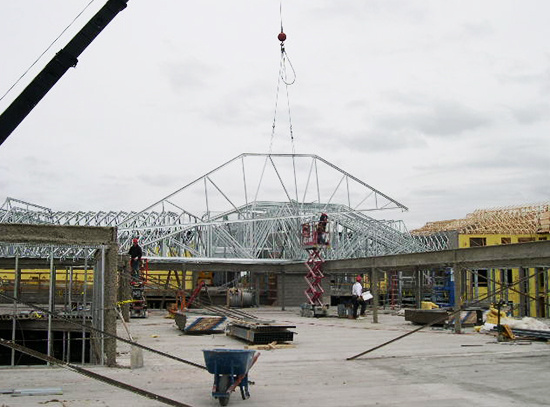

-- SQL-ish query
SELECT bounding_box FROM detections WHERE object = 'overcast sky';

[0,0,548,230]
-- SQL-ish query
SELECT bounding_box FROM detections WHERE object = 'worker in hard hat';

[128,238,142,279]
[352,275,367,319]
[316,213,329,245]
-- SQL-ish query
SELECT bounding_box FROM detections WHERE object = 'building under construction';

[411,203,550,318]
[0,155,549,369]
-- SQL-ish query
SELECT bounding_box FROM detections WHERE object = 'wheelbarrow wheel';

[218,374,230,406]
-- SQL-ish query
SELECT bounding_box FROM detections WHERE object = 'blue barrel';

[203,349,256,375]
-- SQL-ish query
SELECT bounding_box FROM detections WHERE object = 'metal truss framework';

[0,154,449,261]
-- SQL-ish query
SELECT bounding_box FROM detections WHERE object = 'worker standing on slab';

[352,275,366,319]
[128,238,142,279]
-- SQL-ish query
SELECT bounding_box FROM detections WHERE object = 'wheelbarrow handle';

[226,352,261,394]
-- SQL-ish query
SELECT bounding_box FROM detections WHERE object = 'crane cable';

[263,1,301,205]
[268,0,296,155]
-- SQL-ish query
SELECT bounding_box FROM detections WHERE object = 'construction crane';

[0,0,129,146]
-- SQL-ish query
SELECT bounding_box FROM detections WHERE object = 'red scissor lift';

[130,258,149,318]
[300,219,329,317]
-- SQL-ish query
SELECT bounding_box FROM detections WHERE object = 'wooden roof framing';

[412,202,550,235]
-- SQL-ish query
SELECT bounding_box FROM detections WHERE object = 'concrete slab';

[1,307,549,407]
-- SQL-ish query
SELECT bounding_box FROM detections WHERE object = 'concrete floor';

[1,307,549,407]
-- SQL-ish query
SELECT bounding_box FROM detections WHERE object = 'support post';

[415,267,422,309]
[47,250,55,364]
[104,244,118,367]
[11,254,20,366]
[82,255,88,365]
[488,268,494,304]
[546,268,549,318]
[453,266,462,334]
[118,261,130,322]
[519,267,527,317]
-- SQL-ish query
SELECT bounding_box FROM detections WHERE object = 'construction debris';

[178,315,227,335]
[478,314,550,341]
[0,387,63,397]
[244,341,296,350]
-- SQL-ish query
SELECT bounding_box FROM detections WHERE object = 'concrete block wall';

[277,273,309,307]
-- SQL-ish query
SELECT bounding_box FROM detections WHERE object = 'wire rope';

[268,0,297,156]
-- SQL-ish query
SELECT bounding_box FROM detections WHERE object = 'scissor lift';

[300,220,329,317]
[130,259,148,318]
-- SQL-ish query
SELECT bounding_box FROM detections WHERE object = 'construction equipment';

[300,218,329,317]
[172,280,206,314]
[202,349,259,406]
[129,259,148,318]
[432,268,455,307]
[172,281,218,333]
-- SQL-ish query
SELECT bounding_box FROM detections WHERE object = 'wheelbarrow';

[202,349,260,406]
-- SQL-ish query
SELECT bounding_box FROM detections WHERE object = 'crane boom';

[0,0,129,147]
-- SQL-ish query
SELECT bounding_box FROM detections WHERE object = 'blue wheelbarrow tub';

[203,349,256,375]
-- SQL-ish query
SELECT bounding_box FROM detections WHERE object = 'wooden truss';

[412,202,550,235]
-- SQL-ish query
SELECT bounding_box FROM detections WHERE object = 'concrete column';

[415,267,422,309]
[104,243,119,367]
[454,266,463,334]
[118,259,131,322]
[519,267,527,317]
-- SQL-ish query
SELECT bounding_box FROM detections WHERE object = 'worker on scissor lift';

[316,213,328,245]
[128,238,142,280]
